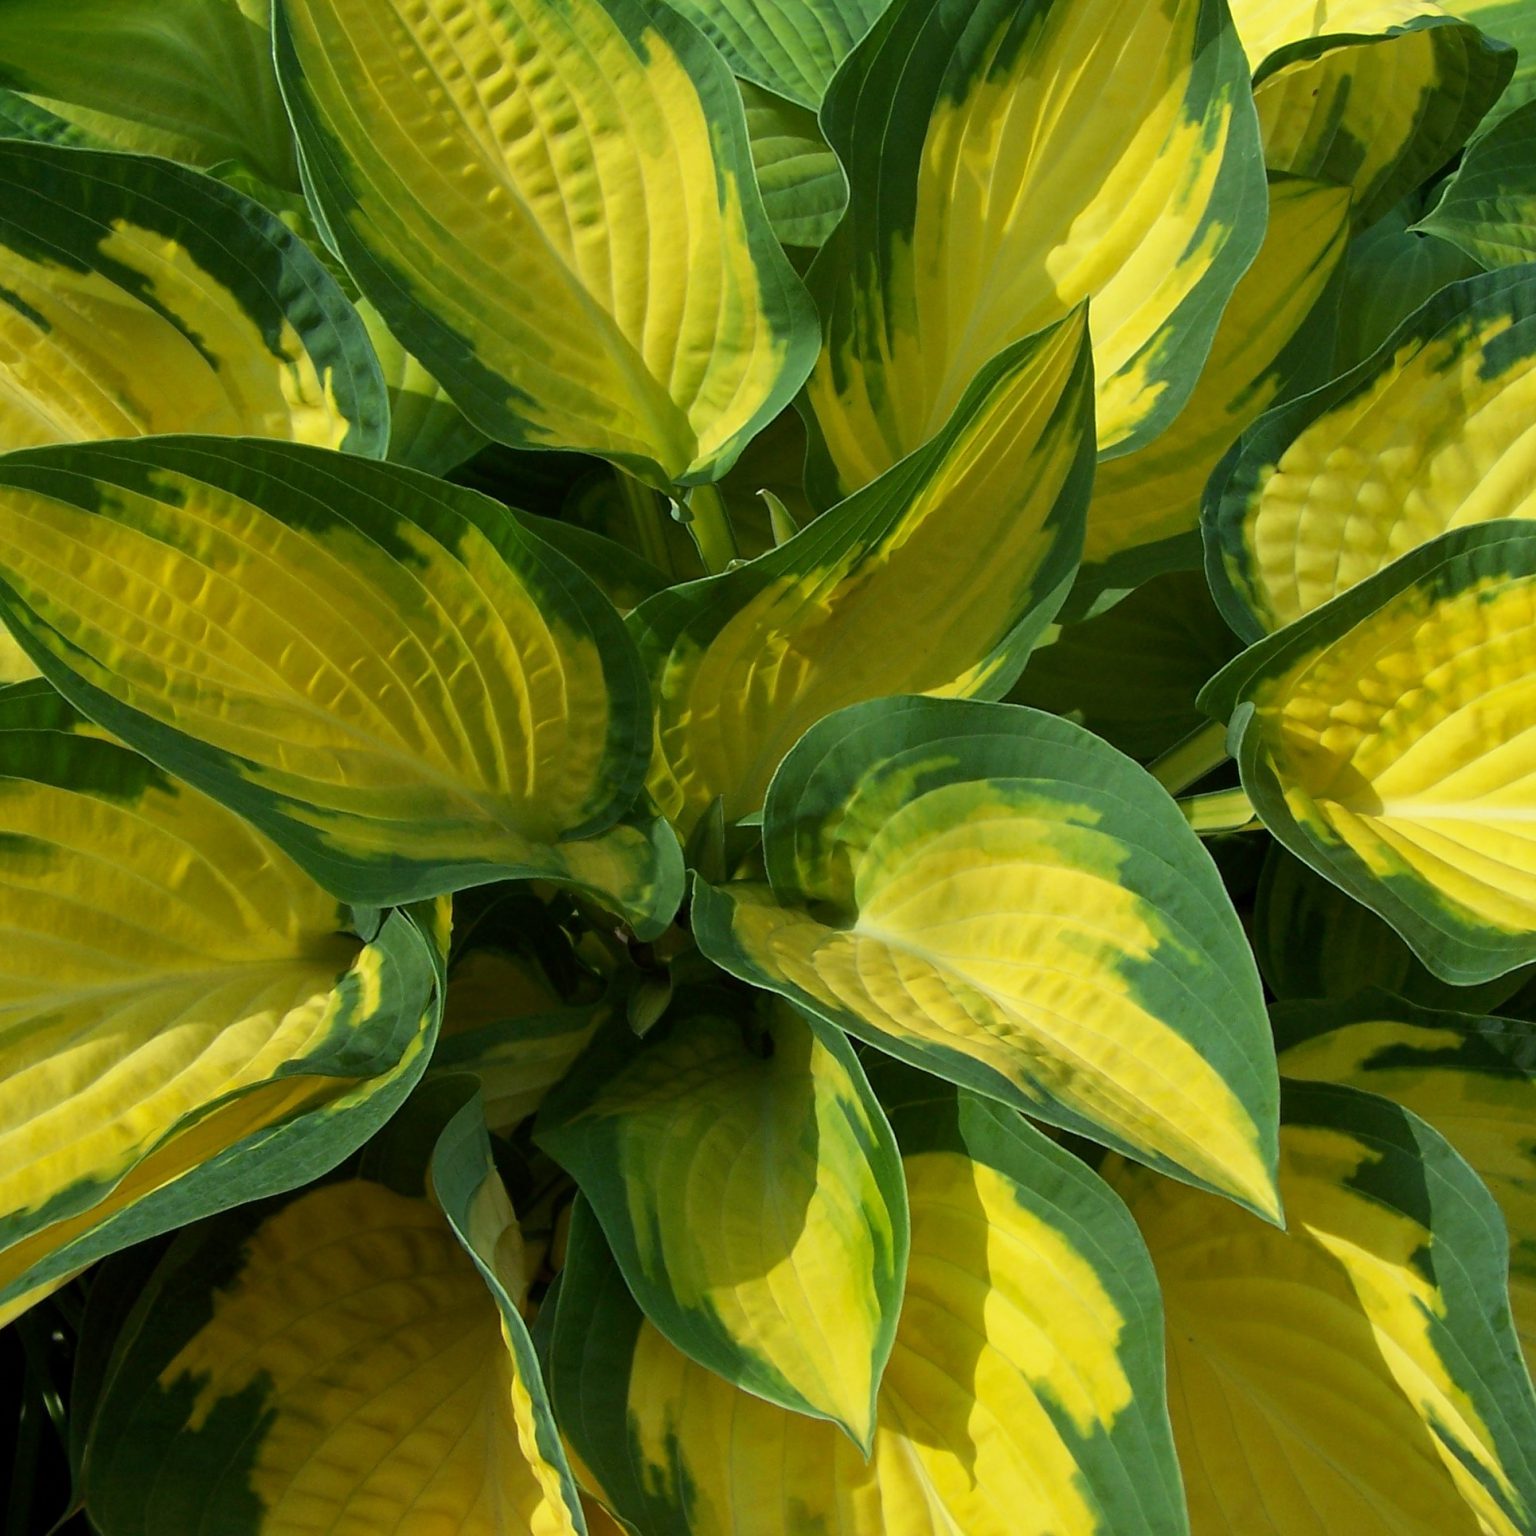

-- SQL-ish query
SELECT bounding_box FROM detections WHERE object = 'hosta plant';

[4,0,1536,1533]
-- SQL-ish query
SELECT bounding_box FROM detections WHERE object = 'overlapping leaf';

[430,946,610,1134]
[695,695,1281,1217]
[0,141,386,456]
[0,437,682,934]
[537,995,907,1445]
[1255,846,1536,1010]
[1331,201,1484,372]
[1274,994,1536,1363]
[275,0,818,486]
[0,0,296,185]
[634,313,1094,836]
[1416,100,1536,269]
[663,0,887,107]
[1008,569,1241,762]
[1447,0,1536,119]
[1109,1079,1536,1536]
[740,82,848,250]
[1080,176,1349,590]
[80,1116,586,1534]
[0,683,443,1326]
[801,0,1267,499]
[550,1074,1188,1536]
[1231,0,1514,228]
[1204,523,1536,984]
[1207,263,1536,638]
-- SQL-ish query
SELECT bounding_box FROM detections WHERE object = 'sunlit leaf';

[1274,992,1536,1365]
[1109,1079,1536,1536]
[694,695,1281,1217]
[1204,522,1536,984]
[549,1073,1189,1536]
[537,995,907,1446]
[801,0,1266,498]
[1207,263,1536,638]
[1080,176,1349,590]
[0,141,386,456]
[635,313,1093,836]
[0,684,443,1326]
[80,1141,586,1533]
[0,437,682,935]
[275,0,818,486]
[1231,0,1513,228]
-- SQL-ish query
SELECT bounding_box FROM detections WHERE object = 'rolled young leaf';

[801,0,1266,499]
[1203,522,1536,984]
[1108,1079,1536,1536]
[275,0,818,487]
[80,1154,586,1532]
[1230,0,1514,229]
[633,312,1094,836]
[1273,992,1536,1364]
[536,994,908,1447]
[0,140,387,456]
[0,683,443,1325]
[548,1074,1189,1536]
[0,437,683,935]
[1207,262,1536,638]
[694,695,1281,1219]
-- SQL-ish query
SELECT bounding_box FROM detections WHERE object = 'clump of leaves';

[2,0,1536,1533]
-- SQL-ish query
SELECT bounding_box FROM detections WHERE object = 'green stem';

[1178,785,1260,835]
[684,482,739,575]
[615,471,674,576]
[1148,720,1231,796]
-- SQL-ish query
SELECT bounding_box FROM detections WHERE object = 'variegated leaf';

[0,437,682,935]
[275,0,818,486]
[694,695,1281,1218]
[0,684,443,1325]
[634,313,1093,837]
[1109,1079,1536,1536]
[1203,522,1536,984]
[1231,0,1513,228]
[1081,175,1349,590]
[801,0,1267,498]
[1274,993,1536,1365]
[536,995,907,1446]
[1416,99,1536,270]
[80,1121,586,1534]
[1207,263,1536,638]
[548,1073,1188,1536]
[0,141,386,456]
